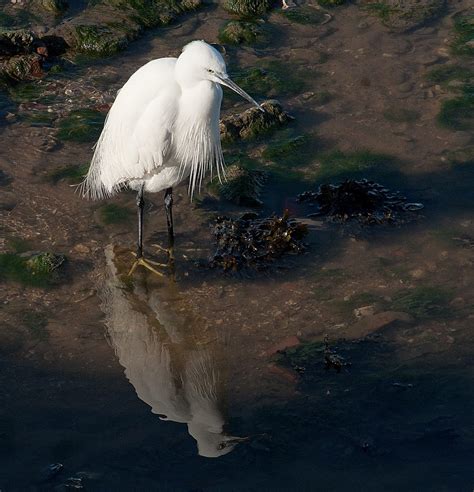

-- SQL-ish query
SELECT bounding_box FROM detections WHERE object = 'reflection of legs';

[165,187,175,262]
[128,184,167,277]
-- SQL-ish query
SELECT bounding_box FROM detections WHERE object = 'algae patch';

[391,286,453,319]
[0,251,66,287]
[57,109,105,142]
[99,203,133,225]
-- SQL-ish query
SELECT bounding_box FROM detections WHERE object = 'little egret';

[82,40,262,276]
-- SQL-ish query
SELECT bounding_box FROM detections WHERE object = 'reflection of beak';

[216,75,264,112]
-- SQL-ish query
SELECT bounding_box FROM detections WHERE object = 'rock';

[353,305,376,318]
[218,20,265,45]
[1,53,44,81]
[364,0,446,32]
[222,0,272,17]
[52,0,203,57]
[0,191,17,211]
[220,99,293,142]
[343,311,414,339]
[36,0,68,13]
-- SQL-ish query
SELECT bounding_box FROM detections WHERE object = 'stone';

[0,191,17,211]
[353,305,376,318]
[220,99,293,142]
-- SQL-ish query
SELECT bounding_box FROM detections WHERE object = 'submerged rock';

[218,20,265,45]
[362,0,445,31]
[298,179,423,225]
[222,0,272,17]
[220,99,293,142]
[54,0,202,57]
[209,211,307,271]
[208,164,267,207]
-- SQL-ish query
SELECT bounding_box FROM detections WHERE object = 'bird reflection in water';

[102,245,243,458]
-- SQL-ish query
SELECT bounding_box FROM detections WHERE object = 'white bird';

[82,40,262,276]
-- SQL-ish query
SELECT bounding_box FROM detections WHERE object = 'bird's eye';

[207,69,214,73]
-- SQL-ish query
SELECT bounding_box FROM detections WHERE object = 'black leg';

[164,187,174,261]
[136,183,145,259]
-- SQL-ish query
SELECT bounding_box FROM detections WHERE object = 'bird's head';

[177,40,263,111]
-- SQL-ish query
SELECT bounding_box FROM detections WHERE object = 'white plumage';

[82,40,261,200]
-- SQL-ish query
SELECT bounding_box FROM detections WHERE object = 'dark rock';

[220,99,293,142]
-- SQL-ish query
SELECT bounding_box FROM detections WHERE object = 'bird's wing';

[82,58,179,199]
[132,91,178,175]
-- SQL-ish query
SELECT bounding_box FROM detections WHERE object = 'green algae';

[280,6,327,24]
[218,20,265,45]
[222,0,271,17]
[262,133,310,163]
[73,24,130,57]
[99,203,133,225]
[234,61,308,98]
[57,109,105,143]
[208,164,267,207]
[362,0,445,30]
[315,149,394,180]
[24,111,56,127]
[261,130,315,179]
[8,82,56,104]
[391,286,453,319]
[437,85,474,131]
[451,14,474,56]
[427,65,473,86]
[0,252,65,287]
[362,2,396,23]
[47,163,89,184]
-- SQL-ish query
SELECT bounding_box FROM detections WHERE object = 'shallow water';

[1,1,474,490]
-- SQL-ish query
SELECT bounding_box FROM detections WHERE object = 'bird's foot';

[128,252,168,277]
[152,243,175,262]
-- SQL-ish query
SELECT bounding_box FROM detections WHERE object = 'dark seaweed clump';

[298,179,423,225]
[210,212,308,271]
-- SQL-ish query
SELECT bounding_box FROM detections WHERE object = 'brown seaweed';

[209,211,308,271]
[298,179,423,225]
